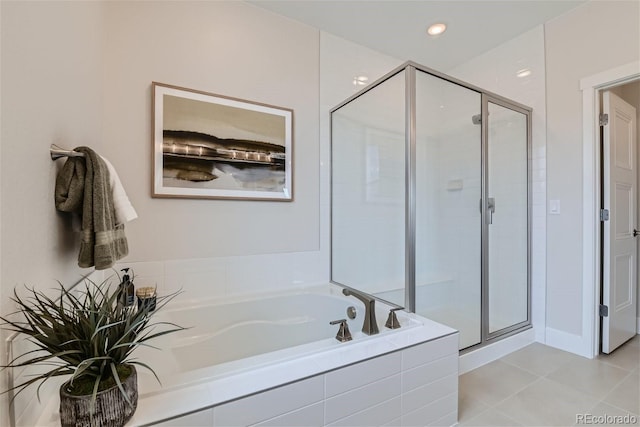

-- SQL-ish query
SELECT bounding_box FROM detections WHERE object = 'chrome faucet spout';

[341,288,379,335]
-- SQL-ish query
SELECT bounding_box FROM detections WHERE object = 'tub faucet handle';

[330,319,352,342]
[385,307,403,329]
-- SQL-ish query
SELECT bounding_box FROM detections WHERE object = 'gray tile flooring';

[458,335,640,426]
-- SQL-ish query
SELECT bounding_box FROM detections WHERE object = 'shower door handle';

[479,198,496,224]
[488,198,495,224]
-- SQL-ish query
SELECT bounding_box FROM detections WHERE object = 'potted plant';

[0,278,184,427]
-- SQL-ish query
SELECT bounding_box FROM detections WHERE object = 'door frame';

[481,94,533,343]
[581,60,640,359]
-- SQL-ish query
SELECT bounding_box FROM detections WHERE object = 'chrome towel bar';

[50,143,85,160]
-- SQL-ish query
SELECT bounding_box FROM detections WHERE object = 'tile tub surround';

[155,332,459,427]
[458,337,640,426]
[31,286,458,426]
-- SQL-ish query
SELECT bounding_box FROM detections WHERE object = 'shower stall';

[331,62,531,350]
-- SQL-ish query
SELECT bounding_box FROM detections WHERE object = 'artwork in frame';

[152,82,293,201]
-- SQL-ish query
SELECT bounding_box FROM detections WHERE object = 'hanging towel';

[55,146,128,270]
[101,156,138,224]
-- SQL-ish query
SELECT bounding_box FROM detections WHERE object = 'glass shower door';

[331,71,407,308]
[415,70,482,349]
[485,98,530,336]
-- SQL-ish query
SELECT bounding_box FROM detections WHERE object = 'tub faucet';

[342,288,379,335]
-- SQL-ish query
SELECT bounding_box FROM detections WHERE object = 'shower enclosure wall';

[331,62,531,350]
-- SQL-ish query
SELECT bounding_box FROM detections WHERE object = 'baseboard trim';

[545,327,593,358]
[459,328,535,374]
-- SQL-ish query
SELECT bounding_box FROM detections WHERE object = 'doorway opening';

[581,61,640,359]
[599,81,640,354]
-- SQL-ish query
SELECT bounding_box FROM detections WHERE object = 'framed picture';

[152,82,293,201]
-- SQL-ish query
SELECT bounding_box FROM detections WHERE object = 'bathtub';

[142,288,411,377]
[31,284,458,426]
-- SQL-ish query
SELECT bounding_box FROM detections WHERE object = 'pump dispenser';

[119,268,135,307]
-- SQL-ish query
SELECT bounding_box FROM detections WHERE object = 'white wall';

[448,26,547,342]
[103,1,319,261]
[98,1,328,303]
[1,2,105,425]
[0,1,326,424]
[0,0,105,294]
[545,0,640,348]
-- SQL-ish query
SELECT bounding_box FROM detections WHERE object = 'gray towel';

[55,146,128,270]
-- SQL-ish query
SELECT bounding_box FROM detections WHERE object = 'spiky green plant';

[0,278,184,412]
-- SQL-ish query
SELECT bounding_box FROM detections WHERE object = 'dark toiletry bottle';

[120,268,135,307]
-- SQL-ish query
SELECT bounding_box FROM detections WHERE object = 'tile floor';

[458,335,640,426]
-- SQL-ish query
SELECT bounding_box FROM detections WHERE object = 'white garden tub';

[31,284,458,426]
[134,285,421,395]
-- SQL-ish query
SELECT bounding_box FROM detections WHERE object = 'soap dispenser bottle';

[119,268,135,307]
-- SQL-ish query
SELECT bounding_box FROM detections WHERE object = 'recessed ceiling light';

[427,23,447,36]
[353,75,369,86]
[516,68,532,78]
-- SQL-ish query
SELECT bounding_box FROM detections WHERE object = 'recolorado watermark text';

[576,413,638,425]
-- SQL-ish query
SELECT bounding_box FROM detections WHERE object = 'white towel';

[101,156,138,224]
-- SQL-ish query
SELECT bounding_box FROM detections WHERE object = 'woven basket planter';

[59,365,138,427]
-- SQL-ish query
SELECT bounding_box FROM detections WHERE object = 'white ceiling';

[248,0,585,71]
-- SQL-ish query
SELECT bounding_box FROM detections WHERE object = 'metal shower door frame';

[481,94,533,344]
[330,61,533,350]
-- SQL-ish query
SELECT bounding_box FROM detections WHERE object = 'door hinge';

[599,304,609,317]
[600,209,610,221]
[600,113,609,126]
